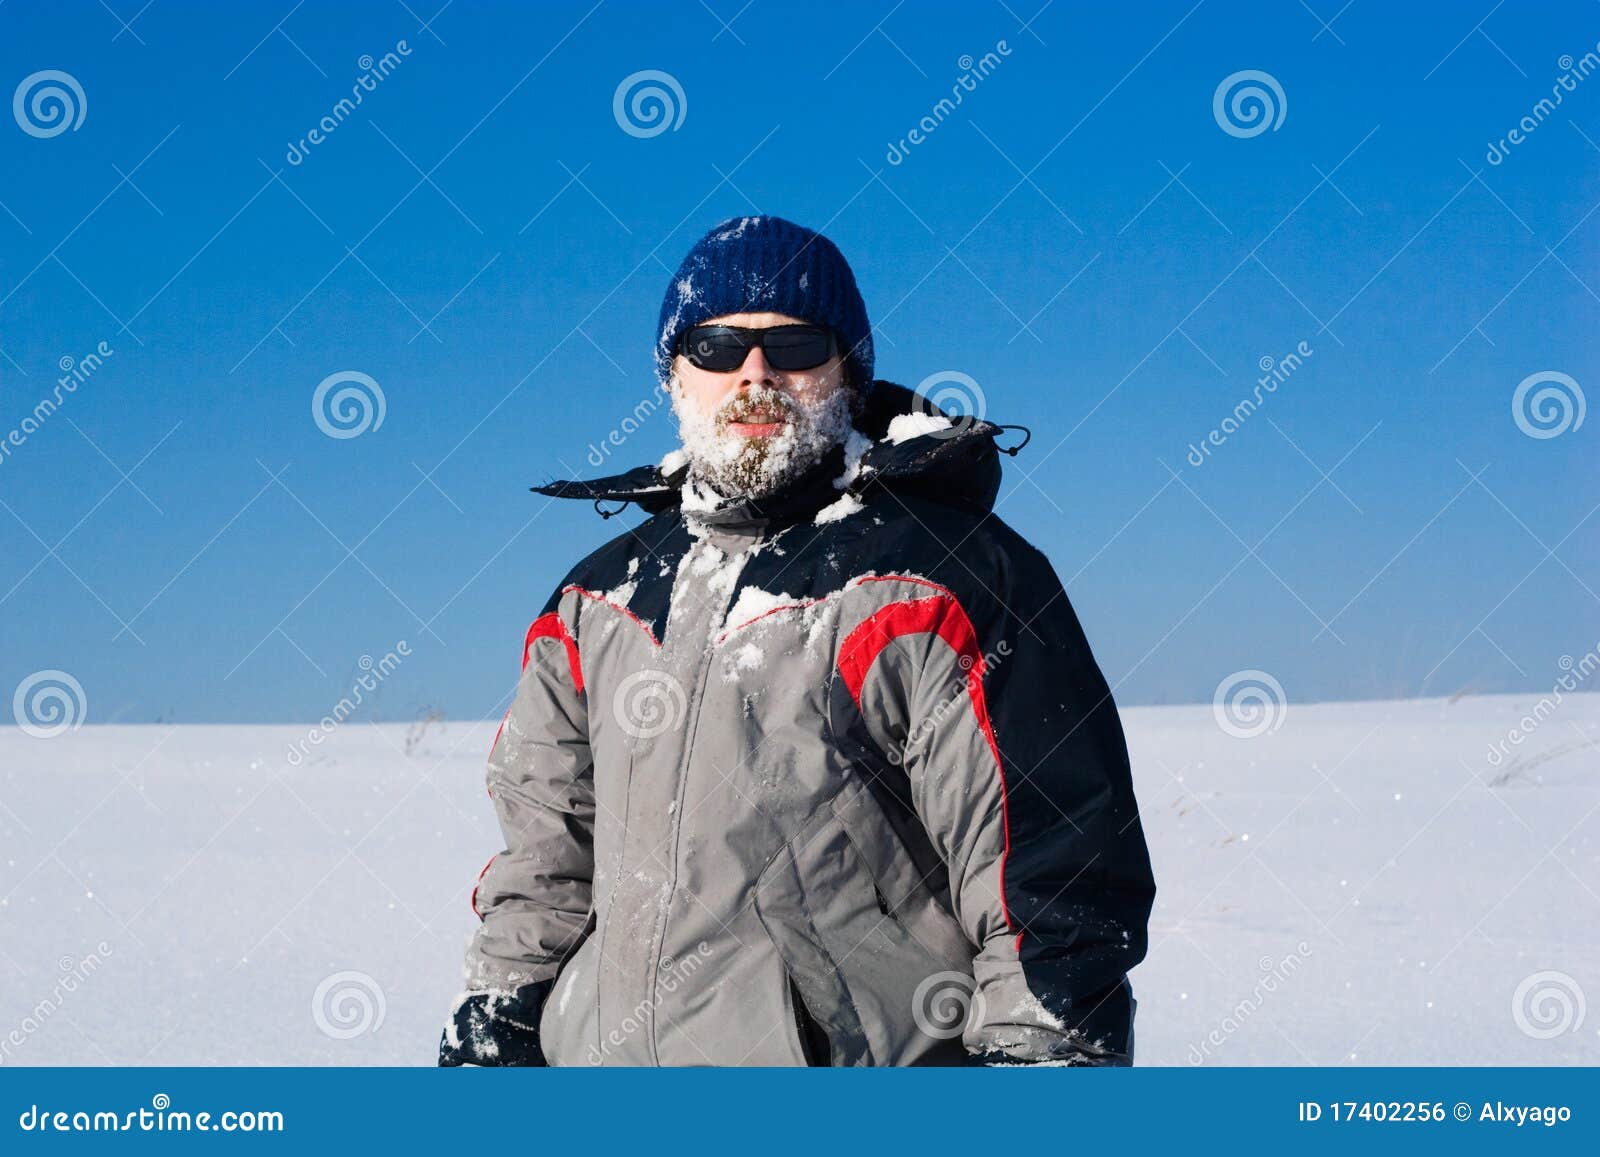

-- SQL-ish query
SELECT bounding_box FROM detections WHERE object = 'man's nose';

[736,344,778,388]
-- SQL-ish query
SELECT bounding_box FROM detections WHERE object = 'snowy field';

[2,692,1596,1066]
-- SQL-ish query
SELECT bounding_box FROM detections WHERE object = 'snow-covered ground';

[2,693,1596,1066]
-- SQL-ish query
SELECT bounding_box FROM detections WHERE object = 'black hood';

[532,380,1027,523]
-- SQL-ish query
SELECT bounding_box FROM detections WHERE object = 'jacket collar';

[531,381,1022,523]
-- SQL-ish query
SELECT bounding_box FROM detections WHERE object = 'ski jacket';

[458,381,1155,1066]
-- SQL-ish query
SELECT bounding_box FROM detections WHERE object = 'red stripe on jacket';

[837,579,1016,940]
[478,611,583,917]
[523,612,583,690]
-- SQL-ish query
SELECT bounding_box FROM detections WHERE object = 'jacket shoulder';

[539,511,689,616]
[859,492,1058,605]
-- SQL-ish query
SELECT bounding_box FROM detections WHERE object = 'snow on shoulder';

[885,411,955,444]
[811,414,950,525]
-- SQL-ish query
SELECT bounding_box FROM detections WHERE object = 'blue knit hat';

[655,215,874,389]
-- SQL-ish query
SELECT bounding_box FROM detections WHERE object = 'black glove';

[437,981,553,1067]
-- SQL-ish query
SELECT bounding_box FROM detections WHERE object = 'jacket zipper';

[643,534,755,1062]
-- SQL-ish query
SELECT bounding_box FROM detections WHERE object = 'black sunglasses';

[678,324,838,373]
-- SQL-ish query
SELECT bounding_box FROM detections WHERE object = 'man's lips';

[722,405,789,437]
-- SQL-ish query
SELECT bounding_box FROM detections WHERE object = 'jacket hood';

[532,380,1027,524]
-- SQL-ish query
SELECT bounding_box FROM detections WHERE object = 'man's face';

[669,311,854,499]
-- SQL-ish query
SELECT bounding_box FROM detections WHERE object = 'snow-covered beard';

[671,382,854,500]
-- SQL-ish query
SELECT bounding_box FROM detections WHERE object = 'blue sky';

[1,0,1596,723]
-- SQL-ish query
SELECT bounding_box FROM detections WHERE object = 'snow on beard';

[671,381,854,500]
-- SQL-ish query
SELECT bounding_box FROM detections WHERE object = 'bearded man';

[439,216,1155,1067]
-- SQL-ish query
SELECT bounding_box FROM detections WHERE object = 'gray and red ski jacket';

[449,382,1155,1066]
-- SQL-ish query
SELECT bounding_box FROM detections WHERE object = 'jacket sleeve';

[460,588,595,996]
[845,547,1155,1065]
